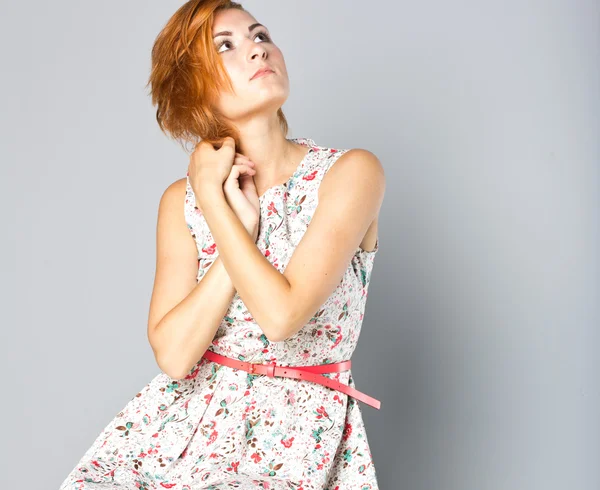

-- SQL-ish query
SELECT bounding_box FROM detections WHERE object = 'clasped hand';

[188,137,260,241]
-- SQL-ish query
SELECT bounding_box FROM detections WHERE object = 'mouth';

[251,68,275,80]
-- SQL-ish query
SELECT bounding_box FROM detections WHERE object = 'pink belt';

[202,350,381,410]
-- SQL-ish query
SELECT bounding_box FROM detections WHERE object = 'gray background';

[1,1,598,489]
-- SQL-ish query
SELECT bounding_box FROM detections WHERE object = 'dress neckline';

[257,137,316,201]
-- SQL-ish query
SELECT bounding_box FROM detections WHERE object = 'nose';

[249,42,268,61]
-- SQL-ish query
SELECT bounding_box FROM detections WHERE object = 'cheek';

[272,51,288,78]
[222,59,245,84]
[270,47,285,64]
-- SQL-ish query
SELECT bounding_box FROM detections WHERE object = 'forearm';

[152,256,236,379]
[199,188,292,341]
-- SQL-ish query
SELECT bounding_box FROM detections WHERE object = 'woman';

[60,1,385,488]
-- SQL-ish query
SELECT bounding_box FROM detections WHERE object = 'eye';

[254,31,271,43]
[216,31,272,54]
[216,39,233,53]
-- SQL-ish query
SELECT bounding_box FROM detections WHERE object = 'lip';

[251,67,275,80]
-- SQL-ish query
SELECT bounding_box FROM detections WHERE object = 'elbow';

[155,352,191,380]
[264,311,298,343]
[261,282,301,343]
[160,362,189,381]
[265,330,286,343]
[148,327,190,380]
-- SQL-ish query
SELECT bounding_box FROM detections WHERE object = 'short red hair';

[146,0,289,151]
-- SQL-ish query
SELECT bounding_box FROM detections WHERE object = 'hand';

[188,136,236,199]
[223,152,260,240]
[188,137,259,240]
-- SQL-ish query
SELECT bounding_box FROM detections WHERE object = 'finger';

[194,139,213,153]
[232,157,254,170]
[234,165,256,176]
[239,173,254,188]
[234,152,246,160]
[227,164,256,181]
[218,137,236,152]
[239,173,257,194]
[224,165,254,192]
[234,152,254,162]
[233,155,255,167]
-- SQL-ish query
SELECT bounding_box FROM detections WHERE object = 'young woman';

[60,1,385,488]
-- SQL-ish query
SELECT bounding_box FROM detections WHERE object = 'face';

[211,8,289,121]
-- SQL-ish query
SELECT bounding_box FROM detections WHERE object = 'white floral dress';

[59,137,381,490]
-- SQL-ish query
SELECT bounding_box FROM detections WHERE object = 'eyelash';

[216,31,271,53]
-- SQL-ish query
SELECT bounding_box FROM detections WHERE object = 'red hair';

[146,0,289,151]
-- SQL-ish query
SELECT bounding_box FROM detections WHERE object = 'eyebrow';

[213,23,265,39]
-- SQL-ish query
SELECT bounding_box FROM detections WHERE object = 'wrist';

[196,185,225,208]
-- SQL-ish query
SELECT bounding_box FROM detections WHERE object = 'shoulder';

[159,176,188,208]
[337,147,384,172]
[320,147,386,196]
[156,177,189,225]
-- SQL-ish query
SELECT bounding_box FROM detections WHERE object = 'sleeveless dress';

[59,137,381,490]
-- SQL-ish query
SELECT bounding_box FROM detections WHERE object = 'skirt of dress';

[59,357,379,489]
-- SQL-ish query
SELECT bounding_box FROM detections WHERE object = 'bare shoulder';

[155,177,192,239]
[161,176,187,203]
[319,148,385,252]
[320,147,386,200]
[344,147,384,172]
[157,176,187,215]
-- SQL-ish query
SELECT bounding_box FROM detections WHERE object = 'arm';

[146,178,237,380]
[198,149,385,342]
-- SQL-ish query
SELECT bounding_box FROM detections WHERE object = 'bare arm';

[198,148,385,342]
[146,177,236,380]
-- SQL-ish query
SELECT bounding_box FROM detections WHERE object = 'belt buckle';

[248,360,277,377]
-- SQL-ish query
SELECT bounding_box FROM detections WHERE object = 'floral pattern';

[59,138,380,489]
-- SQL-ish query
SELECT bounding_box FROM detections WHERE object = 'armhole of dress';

[184,175,202,249]
[319,149,380,258]
[359,236,379,256]
[318,148,351,186]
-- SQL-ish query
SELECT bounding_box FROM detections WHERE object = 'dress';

[59,137,381,490]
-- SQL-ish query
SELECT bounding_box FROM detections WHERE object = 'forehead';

[212,8,261,33]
